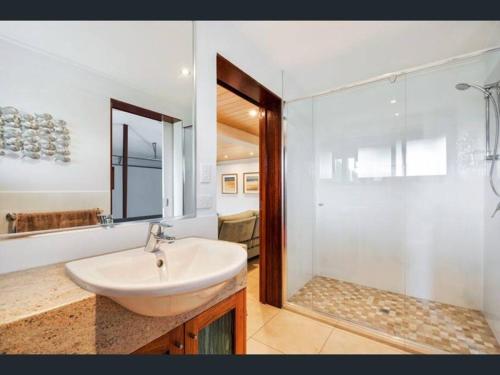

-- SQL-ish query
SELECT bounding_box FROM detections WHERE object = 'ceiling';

[0,21,193,120]
[229,21,500,99]
[217,85,259,162]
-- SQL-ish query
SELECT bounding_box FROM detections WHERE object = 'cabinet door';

[184,289,246,354]
[132,324,185,355]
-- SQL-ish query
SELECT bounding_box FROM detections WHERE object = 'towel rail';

[5,208,103,223]
[5,209,103,234]
[6,209,102,221]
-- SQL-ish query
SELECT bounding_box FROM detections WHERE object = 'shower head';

[455,82,491,96]
[455,83,471,91]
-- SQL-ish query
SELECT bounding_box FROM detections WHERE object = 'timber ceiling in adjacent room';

[217,85,260,162]
[217,85,260,136]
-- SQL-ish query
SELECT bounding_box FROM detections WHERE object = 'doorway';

[216,84,261,299]
[216,55,283,308]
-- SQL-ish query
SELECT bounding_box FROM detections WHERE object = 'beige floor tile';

[246,258,260,301]
[246,276,260,301]
[290,275,500,354]
[252,310,333,354]
[247,297,281,337]
[248,266,259,278]
[247,338,283,354]
[247,270,259,282]
[248,271,259,280]
[248,257,259,270]
[320,329,408,354]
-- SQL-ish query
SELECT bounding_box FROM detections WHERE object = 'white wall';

[216,159,259,215]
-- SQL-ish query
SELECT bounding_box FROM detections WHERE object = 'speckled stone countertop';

[0,263,246,354]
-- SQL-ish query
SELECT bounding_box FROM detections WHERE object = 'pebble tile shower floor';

[289,276,500,354]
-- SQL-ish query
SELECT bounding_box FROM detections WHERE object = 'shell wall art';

[0,106,71,162]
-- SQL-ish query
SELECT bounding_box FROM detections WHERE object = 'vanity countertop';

[0,261,246,354]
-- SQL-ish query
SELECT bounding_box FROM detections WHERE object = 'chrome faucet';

[144,221,175,253]
[98,214,114,227]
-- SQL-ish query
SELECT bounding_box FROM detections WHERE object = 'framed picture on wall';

[221,174,238,194]
[243,172,259,194]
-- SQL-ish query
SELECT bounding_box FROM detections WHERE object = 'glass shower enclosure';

[285,49,500,354]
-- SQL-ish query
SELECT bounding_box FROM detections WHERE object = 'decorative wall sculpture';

[0,106,70,162]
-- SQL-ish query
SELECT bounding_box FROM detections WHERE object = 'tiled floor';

[245,258,407,354]
[289,276,500,354]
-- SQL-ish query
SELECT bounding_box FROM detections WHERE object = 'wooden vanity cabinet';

[132,324,185,355]
[133,289,246,355]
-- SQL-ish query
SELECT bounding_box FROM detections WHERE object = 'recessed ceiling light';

[224,155,228,159]
[248,109,258,118]
[394,112,400,117]
[181,68,190,76]
[390,99,397,104]
[249,152,254,156]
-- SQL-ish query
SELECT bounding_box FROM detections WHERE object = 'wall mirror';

[0,21,195,236]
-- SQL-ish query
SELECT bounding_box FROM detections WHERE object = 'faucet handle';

[492,202,500,218]
[161,234,176,242]
[149,223,162,236]
[98,214,113,225]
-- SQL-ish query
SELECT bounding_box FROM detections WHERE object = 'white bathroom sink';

[65,237,247,317]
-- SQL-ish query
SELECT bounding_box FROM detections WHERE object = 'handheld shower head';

[455,82,491,96]
[456,80,500,202]
[455,83,471,91]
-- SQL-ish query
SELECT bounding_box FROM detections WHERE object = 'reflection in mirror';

[0,21,195,236]
[111,106,165,222]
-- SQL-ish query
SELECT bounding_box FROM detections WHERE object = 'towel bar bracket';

[6,213,17,221]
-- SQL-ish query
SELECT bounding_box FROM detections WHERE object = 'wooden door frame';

[121,124,129,218]
[217,54,283,308]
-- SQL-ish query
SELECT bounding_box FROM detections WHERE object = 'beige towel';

[14,208,100,233]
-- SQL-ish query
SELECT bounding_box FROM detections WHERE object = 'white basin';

[65,237,247,317]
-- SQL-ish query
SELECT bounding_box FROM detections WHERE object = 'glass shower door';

[286,49,500,353]
[285,97,315,311]
[311,78,407,339]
